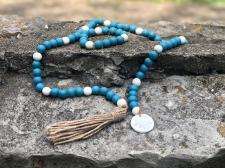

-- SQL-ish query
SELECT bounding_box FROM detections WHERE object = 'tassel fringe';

[46,107,128,145]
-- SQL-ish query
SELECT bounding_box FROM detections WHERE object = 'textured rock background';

[0,15,225,168]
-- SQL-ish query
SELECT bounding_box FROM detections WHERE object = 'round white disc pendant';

[131,114,154,133]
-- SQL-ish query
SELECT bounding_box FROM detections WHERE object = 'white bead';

[117,98,127,107]
[84,87,92,96]
[103,20,111,27]
[95,27,102,35]
[62,37,70,45]
[85,41,94,49]
[135,27,143,35]
[132,78,141,86]
[154,45,163,53]
[179,36,187,44]
[132,107,140,115]
[33,52,42,61]
[121,34,128,41]
[42,87,51,96]
[81,25,89,31]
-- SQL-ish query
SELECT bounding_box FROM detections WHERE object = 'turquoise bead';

[35,83,45,92]
[129,25,137,33]
[154,35,161,41]
[68,34,76,42]
[97,18,104,25]
[36,45,46,53]
[103,39,111,48]
[115,29,123,36]
[95,41,103,49]
[129,101,138,109]
[148,31,156,40]
[140,64,148,73]
[112,94,121,104]
[99,87,109,95]
[109,27,116,35]
[33,76,43,84]
[128,95,137,102]
[102,27,109,34]
[122,24,130,31]
[67,88,76,97]
[142,29,149,37]
[117,36,124,45]
[128,90,138,96]
[50,87,59,97]
[92,86,100,94]
[43,41,52,49]
[110,21,118,27]
[136,71,145,79]
[144,58,153,66]
[148,50,158,60]
[58,89,67,99]
[56,38,64,46]
[106,91,115,100]
[32,61,41,68]
[80,38,87,48]
[88,29,96,36]
[109,37,117,46]
[32,68,42,76]
[116,24,123,29]
[75,87,84,96]
[50,39,58,48]
[129,84,139,91]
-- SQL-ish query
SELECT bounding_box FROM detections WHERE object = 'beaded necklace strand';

[32,18,188,145]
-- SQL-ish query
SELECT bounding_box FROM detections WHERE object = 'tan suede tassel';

[46,107,128,145]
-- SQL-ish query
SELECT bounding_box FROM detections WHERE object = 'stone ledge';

[0,15,225,86]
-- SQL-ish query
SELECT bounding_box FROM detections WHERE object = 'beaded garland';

[32,18,188,144]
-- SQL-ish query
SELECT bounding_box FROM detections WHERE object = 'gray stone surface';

[0,15,225,168]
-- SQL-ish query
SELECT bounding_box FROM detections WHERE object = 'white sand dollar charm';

[131,114,154,133]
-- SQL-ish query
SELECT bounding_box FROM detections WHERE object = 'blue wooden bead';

[174,37,181,45]
[109,27,116,35]
[43,41,52,49]
[166,41,173,49]
[32,68,42,76]
[140,64,148,73]
[36,45,46,53]
[32,61,41,68]
[106,91,115,100]
[148,50,158,60]
[128,95,137,102]
[110,21,118,27]
[102,27,109,34]
[115,29,123,36]
[116,24,123,29]
[68,34,76,42]
[88,29,96,36]
[122,24,130,31]
[136,71,145,79]
[144,58,153,66]
[154,35,161,41]
[148,31,156,40]
[99,87,109,95]
[170,38,178,47]
[50,87,59,97]
[35,83,45,92]
[112,94,121,104]
[95,41,103,49]
[128,90,138,96]
[129,25,137,33]
[92,86,100,94]
[129,84,139,91]
[56,38,64,46]
[58,89,67,99]
[50,39,58,48]
[109,37,117,46]
[97,18,104,25]
[75,87,84,96]
[103,39,111,48]
[67,88,76,97]
[117,36,124,45]
[129,101,138,109]
[33,76,43,84]
[142,29,149,37]
[80,38,87,48]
